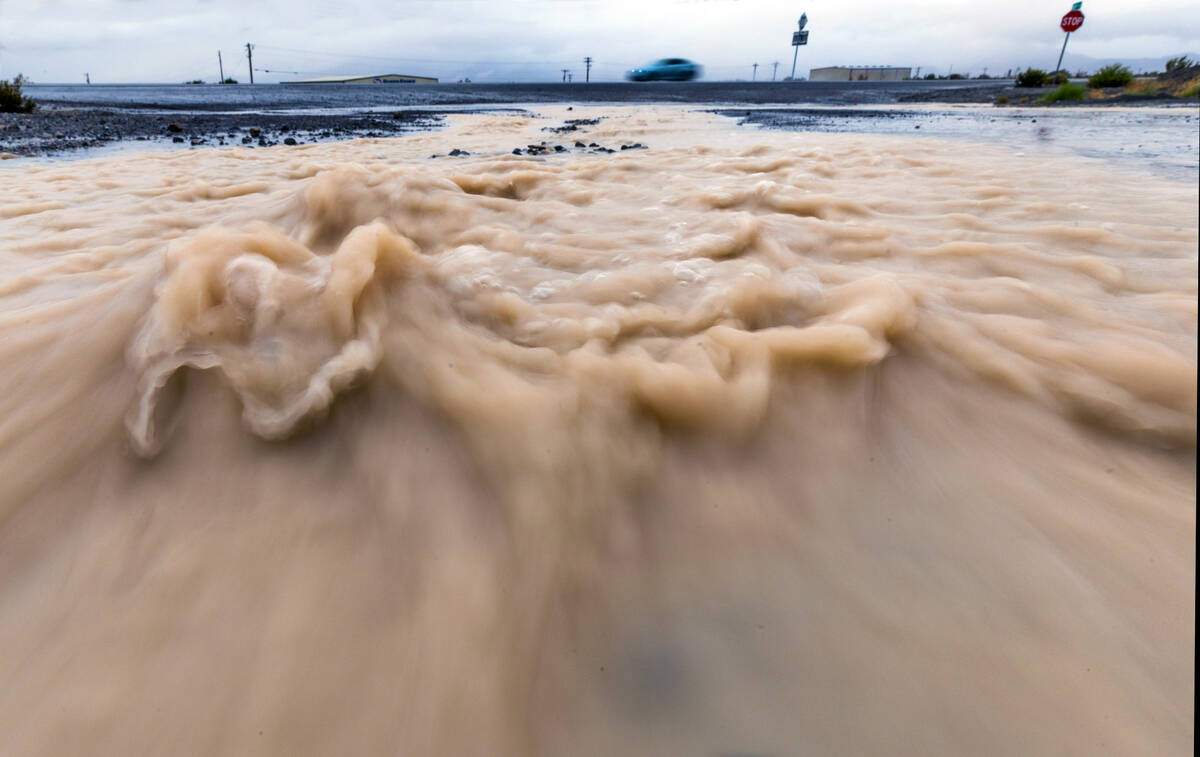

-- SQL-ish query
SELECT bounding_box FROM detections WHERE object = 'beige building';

[285,73,438,85]
[809,66,912,82]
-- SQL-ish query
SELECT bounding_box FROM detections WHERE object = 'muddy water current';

[1,107,1195,755]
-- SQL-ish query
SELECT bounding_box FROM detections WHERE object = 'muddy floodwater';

[1,106,1195,756]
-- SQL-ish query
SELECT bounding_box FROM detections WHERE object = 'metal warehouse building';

[285,73,438,85]
[809,66,912,82]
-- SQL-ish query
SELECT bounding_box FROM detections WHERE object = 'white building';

[809,66,912,82]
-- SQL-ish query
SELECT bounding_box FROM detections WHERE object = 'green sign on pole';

[1071,2,1082,9]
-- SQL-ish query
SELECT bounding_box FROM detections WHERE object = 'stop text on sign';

[1061,10,1084,32]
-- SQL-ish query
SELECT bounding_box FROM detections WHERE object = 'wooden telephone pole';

[246,43,254,85]
[218,51,225,83]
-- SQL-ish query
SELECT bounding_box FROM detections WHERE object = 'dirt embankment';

[0,108,450,157]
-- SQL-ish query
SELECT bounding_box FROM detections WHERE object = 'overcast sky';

[2,0,1198,84]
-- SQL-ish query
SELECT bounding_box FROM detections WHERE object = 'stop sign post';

[1054,3,1085,75]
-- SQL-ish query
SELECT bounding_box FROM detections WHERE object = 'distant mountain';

[1060,52,1199,74]
[938,52,1199,78]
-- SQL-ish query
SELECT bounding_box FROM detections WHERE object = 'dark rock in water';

[280,125,290,133]
[588,142,599,147]
[512,148,523,155]
[575,141,586,148]
[567,106,573,111]
[283,137,297,146]
[248,127,261,137]
[172,136,185,143]
[241,136,252,144]
[257,138,267,146]
[554,145,565,152]
[620,143,647,150]
[914,125,921,129]
[166,123,183,133]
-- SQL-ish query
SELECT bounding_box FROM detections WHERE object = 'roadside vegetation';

[1039,83,1086,103]
[1088,64,1133,88]
[1000,58,1200,105]
[1015,68,1048,87]
[1165,56,1194,72]
[1016,69,1070,87]
[0,74,36,113]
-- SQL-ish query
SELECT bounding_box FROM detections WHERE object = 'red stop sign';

[1061,10,1084,32]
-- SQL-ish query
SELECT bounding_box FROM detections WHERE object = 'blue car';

[625,58,702,82]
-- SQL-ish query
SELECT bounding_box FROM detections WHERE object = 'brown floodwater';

[0,107,1195,756]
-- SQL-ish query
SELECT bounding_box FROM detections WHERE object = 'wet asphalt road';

[22,79,1012,111]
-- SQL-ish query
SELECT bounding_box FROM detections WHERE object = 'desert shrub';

[1165,56,1194,72]
[1051,71,1070,85]
[924,73,936,80]
[1181,82,1200,98]
[1015,68,1047,87]
[995,95,1010,104]
[223,77,238,84]
[1039,83,1086,102]
[948,73,965,80]
[0,74,36,113]
[1088,63,1133,88]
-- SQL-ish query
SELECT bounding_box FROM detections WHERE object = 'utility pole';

[568,72,573,83]
[246,43,254,85]
[752,62,758,81]
[218,51,225,84]
[772,61,779,81]
[562,68,569,83]
[584,56,592,82]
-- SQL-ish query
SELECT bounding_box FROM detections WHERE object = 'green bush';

[924,73,936,80]
[1165,56,1194,72]
[223,77,238,84]
[1181,83,1200,98]
[995,95,1010,104]
[1015,68,1047,87]
[1039,83,1086,102]
[1088,63,1133,88]
[0,74,36,113]
[1051,70,1070,85]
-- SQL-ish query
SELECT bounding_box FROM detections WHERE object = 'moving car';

[625,58,702,82]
